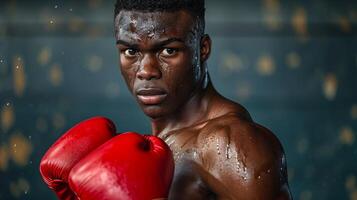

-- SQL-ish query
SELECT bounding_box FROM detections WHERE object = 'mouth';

[136,88,168,105]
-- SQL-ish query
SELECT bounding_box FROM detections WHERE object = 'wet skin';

[115,10,292,200]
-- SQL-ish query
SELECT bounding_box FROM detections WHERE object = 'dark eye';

[124,49,138,57]
[161,48,177,56]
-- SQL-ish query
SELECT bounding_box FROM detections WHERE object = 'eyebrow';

[116,38,185,49]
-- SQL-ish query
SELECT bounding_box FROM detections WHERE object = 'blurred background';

[0,0,356,199]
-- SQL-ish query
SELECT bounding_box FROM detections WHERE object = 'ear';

[200,34,211,62]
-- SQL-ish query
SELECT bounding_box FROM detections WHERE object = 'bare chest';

[163,131,217,200]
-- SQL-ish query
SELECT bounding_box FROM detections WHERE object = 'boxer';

[40,0,292,199]
[114,0,292,199]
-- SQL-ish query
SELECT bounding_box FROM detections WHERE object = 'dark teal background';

[0,0,356,199]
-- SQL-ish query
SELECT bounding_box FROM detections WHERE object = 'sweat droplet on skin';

[234,152,241,173]
[226,143,231,159]
[148,32,155,38]
[216,138,221,155]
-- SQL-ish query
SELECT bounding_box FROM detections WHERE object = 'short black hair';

[114,0,205,35]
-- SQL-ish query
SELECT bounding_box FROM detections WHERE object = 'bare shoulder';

[196,113,291,199]
[198,112,285,161]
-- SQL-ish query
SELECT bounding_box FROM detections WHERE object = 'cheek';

[120,55,134,68]
[163,53,196,94]
[120,57,138,91]
[176,52,197,81]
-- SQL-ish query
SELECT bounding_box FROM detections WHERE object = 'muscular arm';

[197,120,292,200]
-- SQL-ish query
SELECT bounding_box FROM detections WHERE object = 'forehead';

[115,10,196,41]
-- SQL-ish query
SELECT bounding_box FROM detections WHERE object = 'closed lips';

[136,88,167,96]
[136,88,167,105]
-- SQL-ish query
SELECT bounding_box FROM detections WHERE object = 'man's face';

[115,10,204,119]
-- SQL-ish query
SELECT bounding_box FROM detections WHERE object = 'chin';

[141,105,167,119]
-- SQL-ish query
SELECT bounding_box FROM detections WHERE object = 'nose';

[137,54,161,80]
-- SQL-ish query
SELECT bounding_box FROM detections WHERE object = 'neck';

[151,75,217,137]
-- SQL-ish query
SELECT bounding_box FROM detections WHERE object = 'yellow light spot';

[10,178,30,198]
[292,7,308,40]
[0,144,9,171]
[346,175,356,191]
[45,18,58,31]
[220,52,244,72]
[338,16,351,33]
[351,189,357,200]
[286,52,301,69]
[68,17,85,32]
[13,56,26,97]
[257,54,275,76]
[88,0,102,9]
[87,55,103,72]
[262,0,281,30]
[87,26,103,38]
[37,47,52,66]
[41,8,57,31]
[9,132,33,166]
[351,105,357,120]
[263,0,280,12]
[339,126,355,145]
[36,117,48,132]
[323,73,338,101]
[1,104,15,133]
[53,113,66,130]
[299,190,312,200]
[49,63,63,87]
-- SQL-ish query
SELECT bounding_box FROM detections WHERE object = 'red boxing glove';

[39,117,117,200]
[68,132,174,200]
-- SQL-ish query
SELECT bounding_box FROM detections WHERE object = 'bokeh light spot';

[9,132,33,166]
[322,73,338,101]
[49,64,63,87]
[339,126,355,145]
[1,103,15,133]
[257,54,275,76]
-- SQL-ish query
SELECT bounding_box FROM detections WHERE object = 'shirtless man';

[114,0,292,199]
[39,0,292,199]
